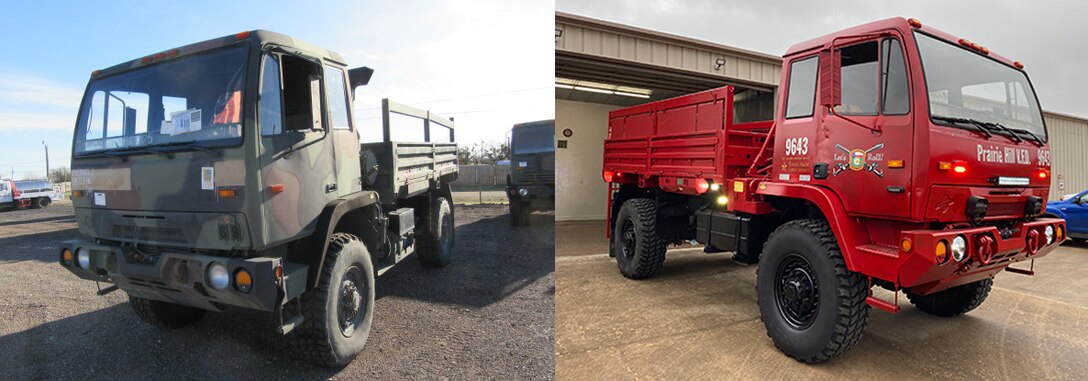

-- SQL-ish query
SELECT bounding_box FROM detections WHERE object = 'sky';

[0,0,554,180]
[557,0,1088,116]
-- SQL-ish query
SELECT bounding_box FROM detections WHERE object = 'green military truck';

[59,30,458,367]
[506,120,555,225]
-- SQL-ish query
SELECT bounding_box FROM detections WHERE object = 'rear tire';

[906,278,992,317]
[36,198,49,209]
[757,219,869,363]
[612,198,666,279]
[292,233,375,367]
[510,198,529,226]
[417,196,455,267]
[129,295,206,328]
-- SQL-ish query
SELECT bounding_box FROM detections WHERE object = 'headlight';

[77,248,90,269]
[1045,225,1054,245]
[518,188,529,196]
[207,262,230,290]
[951,235,967,262]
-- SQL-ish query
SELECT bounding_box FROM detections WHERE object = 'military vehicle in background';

[506,120,555,225]
[59,30,458,367]
[13,179,60,208]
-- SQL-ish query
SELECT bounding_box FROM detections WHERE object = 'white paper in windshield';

[170,108,202,136]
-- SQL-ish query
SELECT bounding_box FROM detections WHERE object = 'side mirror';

[818,48,842,109]
[309,75,323,131]
[348,67,375,96]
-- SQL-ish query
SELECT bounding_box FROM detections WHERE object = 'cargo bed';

[603,86,772,193]
[363,99,458,204]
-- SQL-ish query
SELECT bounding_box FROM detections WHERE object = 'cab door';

[257,52,338,244]
[323,65,362,196]
[821,36,914,218]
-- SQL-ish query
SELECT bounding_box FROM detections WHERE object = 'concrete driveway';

[556,220,1088,380]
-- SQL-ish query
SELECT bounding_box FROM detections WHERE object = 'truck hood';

[71,149,248,214]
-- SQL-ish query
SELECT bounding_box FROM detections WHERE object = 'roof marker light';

[1014,61,1025,69]
[235,31,252,40]
[907,18,922,28]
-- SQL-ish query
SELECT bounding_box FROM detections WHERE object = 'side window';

[260,55,283,136]
[836,41,878,115]
[280,54,322,131]
[881,38,910,115]
[784,56,818,119]
[323,66,351,130]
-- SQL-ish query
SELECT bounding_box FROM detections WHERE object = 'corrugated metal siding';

[556,19,782,88]
[1045,112,1088,199]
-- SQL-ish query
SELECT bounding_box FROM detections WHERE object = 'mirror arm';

[827,106,881,133]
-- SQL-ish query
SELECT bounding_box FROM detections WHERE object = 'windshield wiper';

[977,121,1023,144]
[932,116,992,138]
[149,141,220,156]
[1005,126,1045,146]
[106,146,174,159]
[76,151,125,162]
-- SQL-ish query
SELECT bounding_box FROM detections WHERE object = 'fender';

[305,190,380,288]
[757,182,868,272]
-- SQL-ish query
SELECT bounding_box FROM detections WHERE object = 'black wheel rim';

[338,265,367,337]
[775,253,819,329]
[620,219,636,260]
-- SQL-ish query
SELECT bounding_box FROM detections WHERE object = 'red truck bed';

[603,86,772,194]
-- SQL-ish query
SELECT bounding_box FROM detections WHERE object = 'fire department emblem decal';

[834,143,885,177]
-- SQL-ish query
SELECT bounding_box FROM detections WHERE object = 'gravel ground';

[0,201,555,380]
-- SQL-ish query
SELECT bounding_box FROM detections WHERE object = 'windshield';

[74,46,248,155]
[512,123,554,155]
[915,33,1046,140]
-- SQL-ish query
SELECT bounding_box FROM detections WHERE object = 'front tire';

[906,278,992,317]
[612,198,666,280]
[757,219,869,363]
[510,198,529,226]
[417,196,455,267]
[129,295,206,328]
[292,233,376,367]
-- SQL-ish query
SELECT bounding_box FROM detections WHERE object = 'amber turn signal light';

[900,238,912,252]
[270,184,286,194]
[61,249,74,267]
[935,240,950,264]
[234,269,253,293]
[72,190,84,197]
[218,189,237,198]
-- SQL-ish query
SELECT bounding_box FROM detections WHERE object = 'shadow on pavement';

[377,210,555,309]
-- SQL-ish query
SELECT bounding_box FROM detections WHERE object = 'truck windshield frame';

[914,32,1047,141]
[73,45,250,156]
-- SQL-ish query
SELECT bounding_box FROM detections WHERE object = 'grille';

[513,172,555,185]
[111,225,187,244]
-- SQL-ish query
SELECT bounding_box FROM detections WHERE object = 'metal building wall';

[1044,111,1088,199]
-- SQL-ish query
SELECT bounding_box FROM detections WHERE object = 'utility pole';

[43,141,50,180]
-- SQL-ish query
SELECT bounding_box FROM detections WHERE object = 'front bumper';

[59,240,307,312]
[507,185,555,207]
[883,218,1066,295]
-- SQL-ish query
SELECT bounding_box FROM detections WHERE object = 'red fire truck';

[602,17,1064,363]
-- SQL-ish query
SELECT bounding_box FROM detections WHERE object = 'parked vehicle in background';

[1046,189,1088,240]
[13,179,60,209]
[0,180,31,210]
[601,18,1064,363]
[59,30,458,367]
[506,120,555,225]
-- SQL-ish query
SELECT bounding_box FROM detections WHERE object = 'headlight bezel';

[207,262,230,290]
[1045,225,1055,245]
[951,235,968,262]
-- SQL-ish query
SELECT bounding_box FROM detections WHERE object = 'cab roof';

[93,29,347,79]
[784,17,1021,69]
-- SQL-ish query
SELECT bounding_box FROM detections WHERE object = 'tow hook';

[96,282,119,296]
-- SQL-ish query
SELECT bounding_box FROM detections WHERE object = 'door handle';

[325,183,337,193]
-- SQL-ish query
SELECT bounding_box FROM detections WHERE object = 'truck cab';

[59,30,458,367]
[506,120,555,225]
